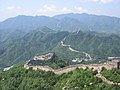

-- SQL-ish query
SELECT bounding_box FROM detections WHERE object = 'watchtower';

[107,57,120,69]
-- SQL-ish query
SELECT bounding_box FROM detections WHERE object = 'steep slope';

[64,31,120,58]
[54,13,120,34]
[0,28,120,70]
[53,17,89,32]
[0,66,119,90]
[0,15,58,30]
[0,15,58,42]
[0,27,69,69]
[0,13,120,36]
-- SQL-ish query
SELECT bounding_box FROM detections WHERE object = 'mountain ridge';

[0,13,120,34]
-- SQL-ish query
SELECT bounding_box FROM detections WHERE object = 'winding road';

[60,37,79,52]
[60,37,92,60]
[24,36,120,86]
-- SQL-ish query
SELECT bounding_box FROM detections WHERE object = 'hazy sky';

[0,0,120,21]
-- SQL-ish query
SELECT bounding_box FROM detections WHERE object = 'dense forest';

[0,66,120,90]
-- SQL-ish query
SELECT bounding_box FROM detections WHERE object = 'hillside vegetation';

[0,66,120,90]
[101,68,120,83]
[64,31,120,58]
[0,27,69,69]
[0,13,120,70]
[1,13,120,34]
[0,27,120,70]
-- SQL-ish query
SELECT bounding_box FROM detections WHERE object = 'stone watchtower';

[107,57,120,69]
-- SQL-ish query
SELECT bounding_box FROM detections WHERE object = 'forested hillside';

[0,27,69,69]
[54,13,120,34]
[0,66,119,90]
[1,13,120,35]
[64,31,120,58]
[0,13,120,71]
[0,27,120,70]
[1,0,120,89]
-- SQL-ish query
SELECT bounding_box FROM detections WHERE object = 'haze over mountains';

[0,13,120,70]
[1,13,120,34]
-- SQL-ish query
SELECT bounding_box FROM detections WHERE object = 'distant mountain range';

[1,13,120,43]
[0,13,120,70]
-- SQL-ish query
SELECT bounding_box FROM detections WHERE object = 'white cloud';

[38,4,57,12]
[4,4,87,20]
[100,0,113,4]
[4,6,30,19]
[61,7,72,12]
[74,6,87,12]
[7,6,15,10]
[16,6,22,9]
[84,0,114,3]
[7,6,22,10]
[43,4,56,10]
[37,4,87,16]
[87,0,98,2]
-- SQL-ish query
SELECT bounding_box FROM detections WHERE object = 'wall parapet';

[24,63,115,74]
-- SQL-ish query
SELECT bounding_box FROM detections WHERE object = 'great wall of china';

[24,51,120,86]
[60,37,92,60]
[24,59,120,86]
[24,63,112,74]
[23,33,120,86]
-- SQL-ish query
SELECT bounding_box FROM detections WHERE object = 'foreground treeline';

[101,68,120,83]
[0,66,120,90]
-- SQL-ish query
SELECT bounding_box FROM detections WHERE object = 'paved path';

[60,37,92,59]
[60,37,80,52]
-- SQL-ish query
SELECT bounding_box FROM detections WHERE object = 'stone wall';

[107,60,120,69]
[24,54,120,74]
[24,63,115,74]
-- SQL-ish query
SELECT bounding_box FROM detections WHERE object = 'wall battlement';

[24,54,120,74]
[24,63,115,74]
